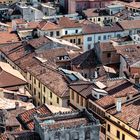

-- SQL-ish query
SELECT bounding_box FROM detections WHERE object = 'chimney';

[0,88,4,98]
[94,67,100,79]
[14,92,18,100]
[94,71,98,79]
[116,98,122,112]
[133,73,140,85]
[15,102,19,109]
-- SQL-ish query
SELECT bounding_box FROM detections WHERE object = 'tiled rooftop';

[95,79,139,109]
[114,44,140,65]
[58,17,82,28]
[38,21,60,30]
[119,20,140,30]
[99,42,116,52]
[83,22,123,34]
[27,64,69,97]
[0,62,27,88]
[69,81,97,99]
[18,104,52,130]
[71,49,101,69]
[35,109,99,130]
[0,32,19,44]
[107,97,140,130]
[83,8,109,17]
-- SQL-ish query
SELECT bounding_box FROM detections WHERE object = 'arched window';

[85,130,90,140]
[72,132,79,140]
[54,132,61,139]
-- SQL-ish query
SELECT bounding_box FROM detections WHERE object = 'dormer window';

[65,31,68,35]
[94,93,97,98]
[126,96,130,100]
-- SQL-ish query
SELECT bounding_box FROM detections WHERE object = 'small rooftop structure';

[34,108,100,140]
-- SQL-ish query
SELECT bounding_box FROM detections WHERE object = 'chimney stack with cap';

[116,98,122,112]
[15,102,19,109]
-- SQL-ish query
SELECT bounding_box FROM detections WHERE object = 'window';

[85,73,87,78]
[85,130,90,139]
[70,39,73,43]
[57,97,59,104]
[29,75,31,80]
[76,94,79,103]
[65,31,68,35]
[72,132,79,140]
[107,124,110,132]
[71,90,74,100]
[75,30,78,33]
[73,39,76,43]
[50,92,52,98]
[44,86,45,92]
[103,35,106,40]
[50,102,52,105]
[38,92,41,99]
[81,97,83,106]
[34,79,36,84]
[54,132,60,139]
[56,31,60,36]
[38,82,40,88]
[117,34,121,38]
[88,44,91,50]
[116,130,120,139]
[108,35,111,39]
[107,138,110,140]
[98,36,101,41]
[43,96,46,103]
[98,18,101,21]
[29,84,31,90]
[50,32,53,37]
[34,88,36,95]
[87,37,92,41]
[107,53,111,58]
[122,134,125,140]
[78,38,81,44]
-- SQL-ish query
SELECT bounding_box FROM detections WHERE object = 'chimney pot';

[116,98,122,112]
[15,102,19,109]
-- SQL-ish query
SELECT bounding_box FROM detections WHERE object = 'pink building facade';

[68,0,114,13]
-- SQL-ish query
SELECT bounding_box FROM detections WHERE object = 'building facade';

[34,109,100,140]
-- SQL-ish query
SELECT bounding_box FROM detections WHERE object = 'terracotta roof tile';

[107,97,140,130]
[69,81,97,98]
[114,44,140,65]
[58,17,82,28]
[38,21,60,30]
[71,49,101,68]
[27,64,69,97]
[0,70,26,88]
[95,80,139,109]
[99,42,116,52]
[0,32,19,44]
[83,22,123,34]
[18,104,52,130]
[28,36,51,49]
[119,20,140,30]
[14,18,26,24]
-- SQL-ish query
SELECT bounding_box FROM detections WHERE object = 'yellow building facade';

[0,51,69,107]
[61,34,83,49]
[27,72,69,107]
[106,113,139,140]
[70,88,87,109]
